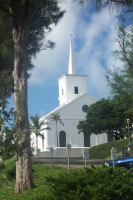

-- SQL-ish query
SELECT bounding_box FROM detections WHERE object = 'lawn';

[89,138,131,159]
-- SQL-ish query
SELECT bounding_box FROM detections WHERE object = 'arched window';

[84,134,90,147]
[59,131,66,147]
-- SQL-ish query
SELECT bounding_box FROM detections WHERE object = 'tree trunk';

[36,135,38,151]
[11,23,33,193]
[56,121,58,147]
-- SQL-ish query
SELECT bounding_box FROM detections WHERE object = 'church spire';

[68,36,76,74]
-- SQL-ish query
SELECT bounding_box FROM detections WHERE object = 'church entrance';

[84,134,90,147]
[59,131,66,147]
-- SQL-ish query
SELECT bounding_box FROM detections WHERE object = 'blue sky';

[9,1,124,122]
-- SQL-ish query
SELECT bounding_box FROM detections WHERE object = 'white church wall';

[59,95,66,105]
[90,133,108,147]
[38,129,48,151]
[38,136,42,150]
[59,94,96,120]
[58,75,87,105]
[37,94,97,150]
[38,119,85,149]
[99,133,108,144]
[74,123,81,147]
[65,94,81,104]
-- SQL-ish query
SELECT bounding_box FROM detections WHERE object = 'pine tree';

[0,0,65,193]
[105,17,133,95]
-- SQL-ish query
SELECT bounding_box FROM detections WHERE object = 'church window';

[59,131,66,147]
[74,86,78,94]
[62,88,64,95]
[84,134,90,147]
[82,105,89,113]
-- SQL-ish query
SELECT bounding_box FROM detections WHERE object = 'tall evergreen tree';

[74,0,133,12]
[0,0,65,193]
[105,17,133,95]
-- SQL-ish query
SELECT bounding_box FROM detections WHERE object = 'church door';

[84,134,90,147]
[59,131,66,147]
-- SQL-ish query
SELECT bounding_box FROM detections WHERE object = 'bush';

[3,150,15,161]
[0,163,5,170]
[1,161,16,180]
[44,165,133,200]
[1,160,133,200]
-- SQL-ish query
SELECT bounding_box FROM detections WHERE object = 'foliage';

[105,17,133,95]
[0,1,65,192]
[30,114,50,135]
[77,93,133,140]
[1,157,133,199]
[50,112,64,147]
[0,127,16,161]
[30,114,50,149]
[50,113,64,125]
[0,70,14,121]
[75,0,133,12]
[0,0,65,77]
[0,163,5,170]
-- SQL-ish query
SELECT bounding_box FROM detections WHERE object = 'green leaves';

[30,114,50,136]
[50,112,64,126]
[77,93,133,140]
[105,17,133,95]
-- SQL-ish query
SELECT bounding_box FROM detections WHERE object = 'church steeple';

[58,37,88,106]
[68,37,76,74]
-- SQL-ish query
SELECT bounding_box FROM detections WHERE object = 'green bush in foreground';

[0,160,133,200]
[45,164,133,200]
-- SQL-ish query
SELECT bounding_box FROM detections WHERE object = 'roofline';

[58,74,88,81]
[40,93,97,121]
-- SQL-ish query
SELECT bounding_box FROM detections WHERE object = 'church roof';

[58,74,87,81]
[40,93,97,122]
[68,39,76,74]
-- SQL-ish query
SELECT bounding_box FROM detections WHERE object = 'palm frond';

[50,112,64,124]
[30,114,50,134]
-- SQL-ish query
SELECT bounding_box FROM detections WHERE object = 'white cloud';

[40,111,45,116]
[28,1,120,99]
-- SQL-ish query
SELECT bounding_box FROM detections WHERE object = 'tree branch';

[0,5,20,25]
[22,0,30,20]
[26,0,44,22]
[110,0,132,4]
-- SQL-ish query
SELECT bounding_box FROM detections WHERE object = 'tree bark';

[11,22,33,193]
[36,135,38,150]
[56,121,58,147]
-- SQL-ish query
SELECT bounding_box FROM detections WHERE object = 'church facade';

[31,40,108,154]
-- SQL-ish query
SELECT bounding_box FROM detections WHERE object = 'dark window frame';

[74,86,78,94]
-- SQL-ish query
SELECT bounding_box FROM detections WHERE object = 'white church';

[31,39,109,155]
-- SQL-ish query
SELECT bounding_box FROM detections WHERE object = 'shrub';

[1,162,16,180]
[0,163,5,170]
[44,165,133,200]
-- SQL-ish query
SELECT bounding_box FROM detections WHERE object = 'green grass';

[1,157,133,200]
[4,156,16,166]
[89,137,132,159]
